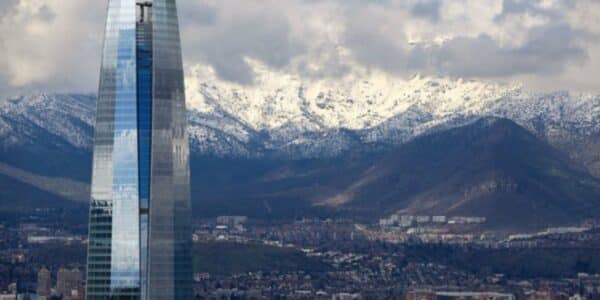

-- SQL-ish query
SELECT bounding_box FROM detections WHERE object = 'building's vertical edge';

[136,13,153,300]
[149,0,193,299]
[108,0,140,295]
[86,0,142,298]
[86,0,120,298]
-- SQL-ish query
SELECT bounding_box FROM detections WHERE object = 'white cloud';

[1,0,599,94]
[0,0,105,94]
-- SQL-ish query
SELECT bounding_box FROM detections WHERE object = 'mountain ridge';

[184,117,600,229]
[1,113,599,230]
[332,117,600,229]
[3,79,598,176]
[185,65,599,159]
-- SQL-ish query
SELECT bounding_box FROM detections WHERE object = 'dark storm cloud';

[435,35,536,77]
[36,5,56,23]
[410,0,442,22]
[179,2,217,26]
[181,0,593,85]
[433,25,587,77]
[345,11,588,79]
[494,0,564,21]
[1,0,599,93]
[0,1,105,96]
[343,17,427,74]
[182,6,304,85]
[295,44,353,79]
[0,0,18,18]
[0,1,56,22]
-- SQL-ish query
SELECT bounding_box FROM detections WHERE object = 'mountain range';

[184,66,599,174]
[189,117,600,230]
[0,72,599,230]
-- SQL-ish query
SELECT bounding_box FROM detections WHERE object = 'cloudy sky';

[0,0,599,96]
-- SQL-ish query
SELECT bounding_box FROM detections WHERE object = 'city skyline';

[0,0,599,299]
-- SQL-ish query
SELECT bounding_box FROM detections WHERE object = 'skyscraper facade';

[85,0,192,299]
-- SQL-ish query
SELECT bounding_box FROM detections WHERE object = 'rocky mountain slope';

[0,94,93,181]
[187,118,600,229]
[1,72,599,229]
[331,118,600,229]
[2,70,597,174]
[185,65,599,163]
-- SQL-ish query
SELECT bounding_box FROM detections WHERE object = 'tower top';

[136,1,152,7]
[137,1,153,23]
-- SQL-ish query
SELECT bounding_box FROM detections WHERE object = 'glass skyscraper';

[85,0,192,299]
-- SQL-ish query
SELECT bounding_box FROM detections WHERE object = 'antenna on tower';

[137,1,153,23]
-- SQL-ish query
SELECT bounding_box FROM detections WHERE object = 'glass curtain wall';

[136,6,152,300]
[148,0,192,299]
[86,0,191,298]
[86,0,140,298]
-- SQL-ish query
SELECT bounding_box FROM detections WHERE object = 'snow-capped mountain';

[1,63,598,160]
[0,93,95,150]
[185,63,599,158]
[1,67,599,224]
